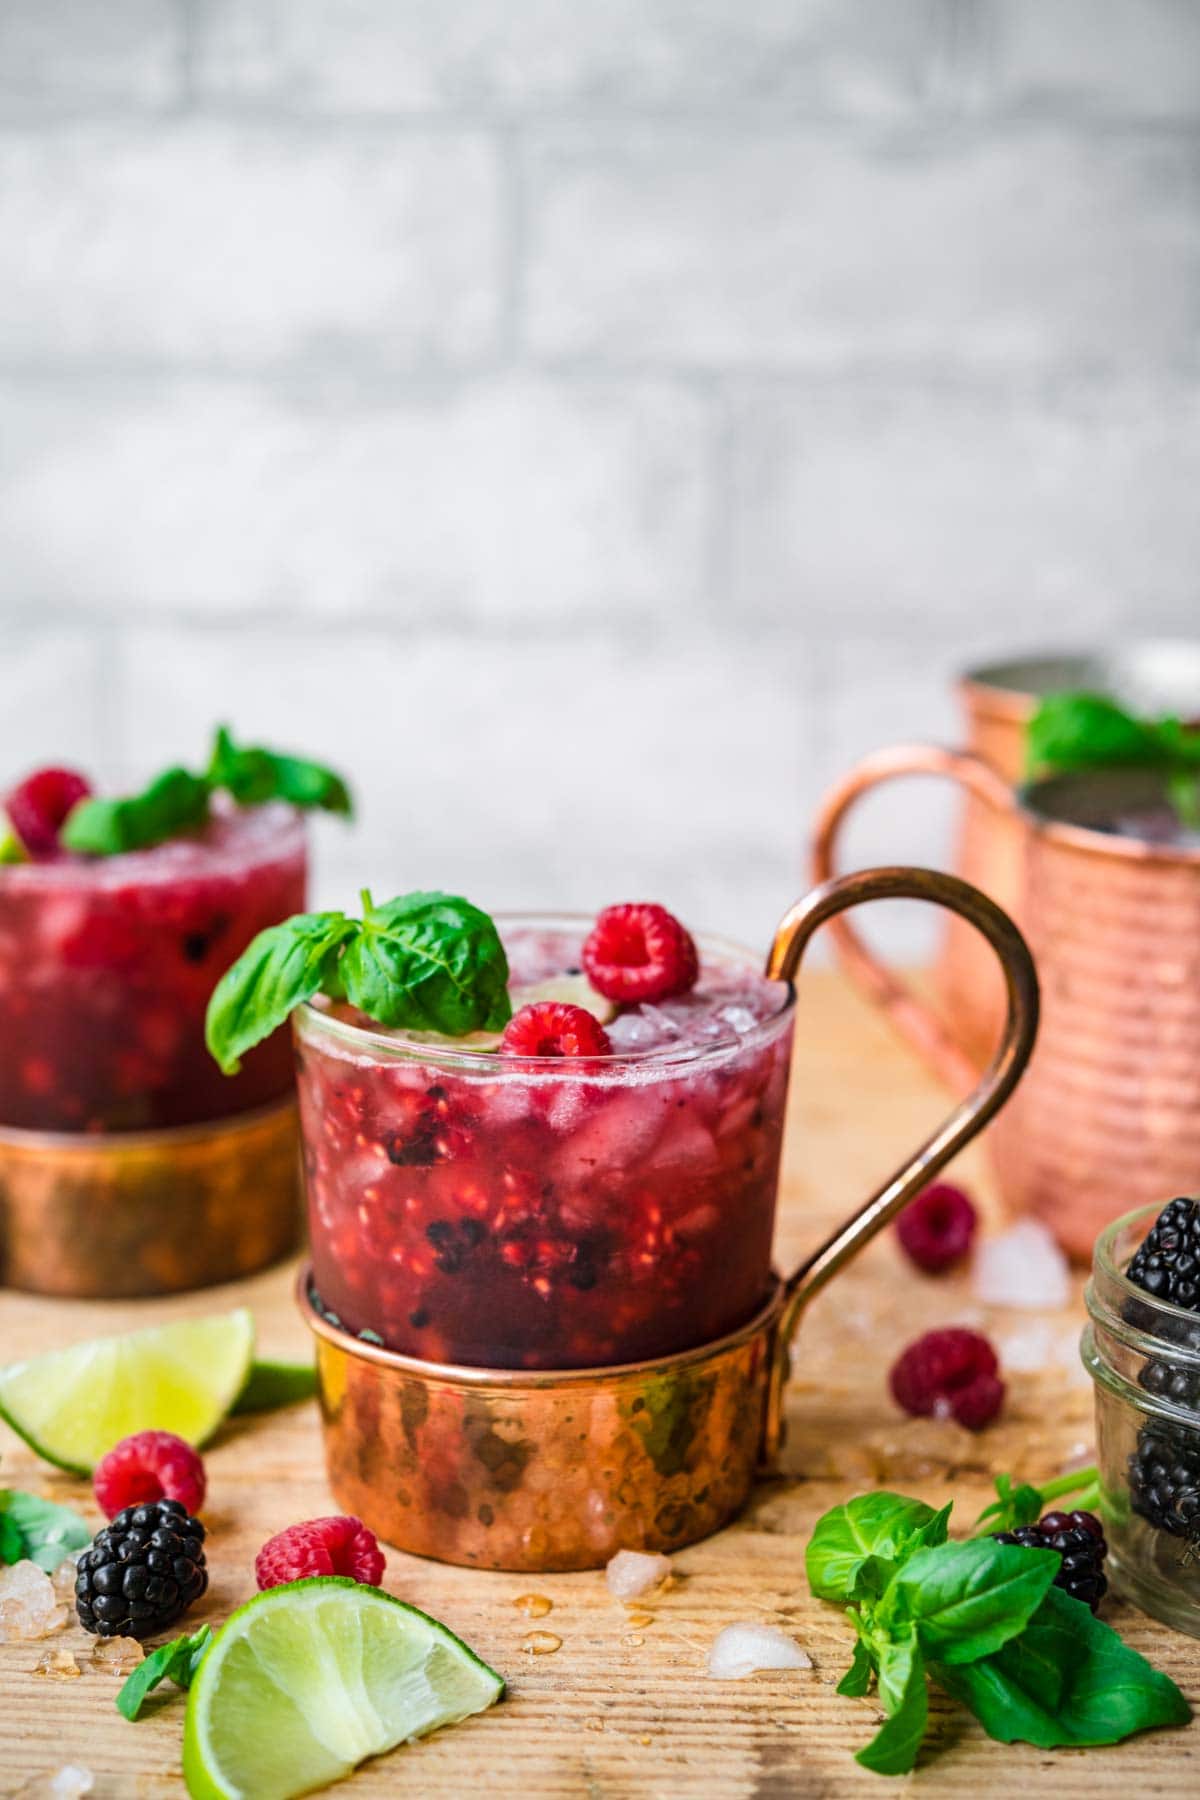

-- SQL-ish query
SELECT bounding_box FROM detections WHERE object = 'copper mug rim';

[299,1263,788,1390]
[960,639,1200,723]
[0,1093,297,1155]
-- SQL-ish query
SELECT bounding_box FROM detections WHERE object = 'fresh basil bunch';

[60,724,351,856]
[807,1482,1189,1776]
[1027,692,1200,829]
[206,889,513,1073]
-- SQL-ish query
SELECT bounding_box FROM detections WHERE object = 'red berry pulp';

[896,1181,977,1273]
[256,1515,385,1590]
[0,800,306,1130]
[889,1327,1004,1431]
[93,1430,207,1518]
[297,922,794,1369]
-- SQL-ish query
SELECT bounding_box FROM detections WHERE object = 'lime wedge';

[0,1309,255,1474]
[401,974,617,1054]
[232,1359,317,1415]
[183,1577,504,1799]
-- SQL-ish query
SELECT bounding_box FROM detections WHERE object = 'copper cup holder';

[0,1098,302,1298]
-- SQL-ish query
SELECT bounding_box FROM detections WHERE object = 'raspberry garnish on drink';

[207,893,794,1368]
[0,727,350,1132]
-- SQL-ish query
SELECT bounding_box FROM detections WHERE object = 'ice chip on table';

[12,1769,94,1799]
[972,1220,1071,1311]
[707,1624,811,1679]
[605,1549,671,1601]
[0,1560,68,1641]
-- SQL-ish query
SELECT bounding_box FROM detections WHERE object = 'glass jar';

[1083,1202,1200,1638]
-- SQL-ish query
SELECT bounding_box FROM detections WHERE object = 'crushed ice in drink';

[0,1561,68,1640]
[707,1624,812,1679]
[972,1220,1070,1311]
[606,1549,671,1600]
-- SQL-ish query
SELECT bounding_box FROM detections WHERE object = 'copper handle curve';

[767,864,1038,1363]
[809,744,1015,1092]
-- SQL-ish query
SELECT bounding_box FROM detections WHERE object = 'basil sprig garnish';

[0,1488,91,1572]
[1028,692,1200,829]
[807,1481,1189,1775]
[116,1623,211,1721]
[60,725,352,857]
[206,889,512,1073]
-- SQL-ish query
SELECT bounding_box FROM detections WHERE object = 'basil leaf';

[933,1587,1191,1748]
[975,1466,1098,1535]
[340,891,512,1036]
[856,1635,928,1776]
[208,725,352,817]
[61,767,211,856]
[232,1358,317,1414]
[1026,693,1166,777]
[806,1493,951,1604]
[0,1490,91,1572]
[205,911,355,1074]
[883,1539,1058,1667]
[117,1624,211,1721]
[837,1637,874,1698]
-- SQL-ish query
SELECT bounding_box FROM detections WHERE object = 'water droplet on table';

[625,1609,654,1629]
[33,1647,80,1680]
[521,1630,562,1656]
[513,1593,552,1618]
[90,1637,144,1677]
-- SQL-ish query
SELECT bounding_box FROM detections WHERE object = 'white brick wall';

[1,0,1198,962]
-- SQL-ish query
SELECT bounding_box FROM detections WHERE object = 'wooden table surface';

[2,970,1197,1797]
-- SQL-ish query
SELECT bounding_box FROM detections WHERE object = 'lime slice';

[0,1309,255,1474]
[401,974,617,1054]
[183,1577,504,1799]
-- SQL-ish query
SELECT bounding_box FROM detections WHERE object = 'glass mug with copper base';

[298,868,1038,1573]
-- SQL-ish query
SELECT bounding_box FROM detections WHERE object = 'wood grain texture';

[1,971,1196,1797]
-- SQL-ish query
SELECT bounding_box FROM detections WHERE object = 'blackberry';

[75,1497,207,1638]
[1126,1197,1200,1309]
[1128,1424,1200,1543]
[992,1509,1108,1613]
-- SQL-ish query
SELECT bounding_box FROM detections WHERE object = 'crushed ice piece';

[605,1549,671,1600]
[33,1646,81,1680]
[972,1220,1071,1311]
[707,1624,812,1679]
[50,1553,81,1607]
[716,1003,759,1035]
[90,1636,145,1676]
[12,1770,93,1799]
[0,1561,69,1641]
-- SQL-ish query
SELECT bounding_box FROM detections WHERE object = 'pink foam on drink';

[0,799,306,1131]
[297,923,794,1370]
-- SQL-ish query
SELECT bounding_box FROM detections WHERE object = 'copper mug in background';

[943,644,1200,1064]
[812,744,1200,1261]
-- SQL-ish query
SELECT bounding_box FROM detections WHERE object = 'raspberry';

[5,767,92,858]
[500,1001,612,1058]
[255,1515,385,1590]
[889,1327,1004,1431]
[582,903,699,1004]
[93,1430,207,1519]
[896,1182,978,1273]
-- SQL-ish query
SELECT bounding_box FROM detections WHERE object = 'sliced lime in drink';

[0,1309,255,1473]
[183,1577,504,1799]
[401,973,617,1053]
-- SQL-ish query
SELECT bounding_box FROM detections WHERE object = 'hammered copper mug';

[302,867,1038,1571]
[812,752,1200,1261]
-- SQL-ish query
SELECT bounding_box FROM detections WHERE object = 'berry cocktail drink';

[0,802,306,1131]
[295,912,794,1369]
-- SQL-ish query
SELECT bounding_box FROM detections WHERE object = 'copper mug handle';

[809,745,1016,1092]
[760,863,1038,1459]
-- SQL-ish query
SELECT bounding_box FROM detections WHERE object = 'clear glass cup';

[295,915,795,1370]
[1083,1202,1200,1638]
[0,800,307,1132]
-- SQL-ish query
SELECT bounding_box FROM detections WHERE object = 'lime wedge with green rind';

[232,1359,317,1415]
[183,1577,504,1799]
[0,1309,254,1473]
